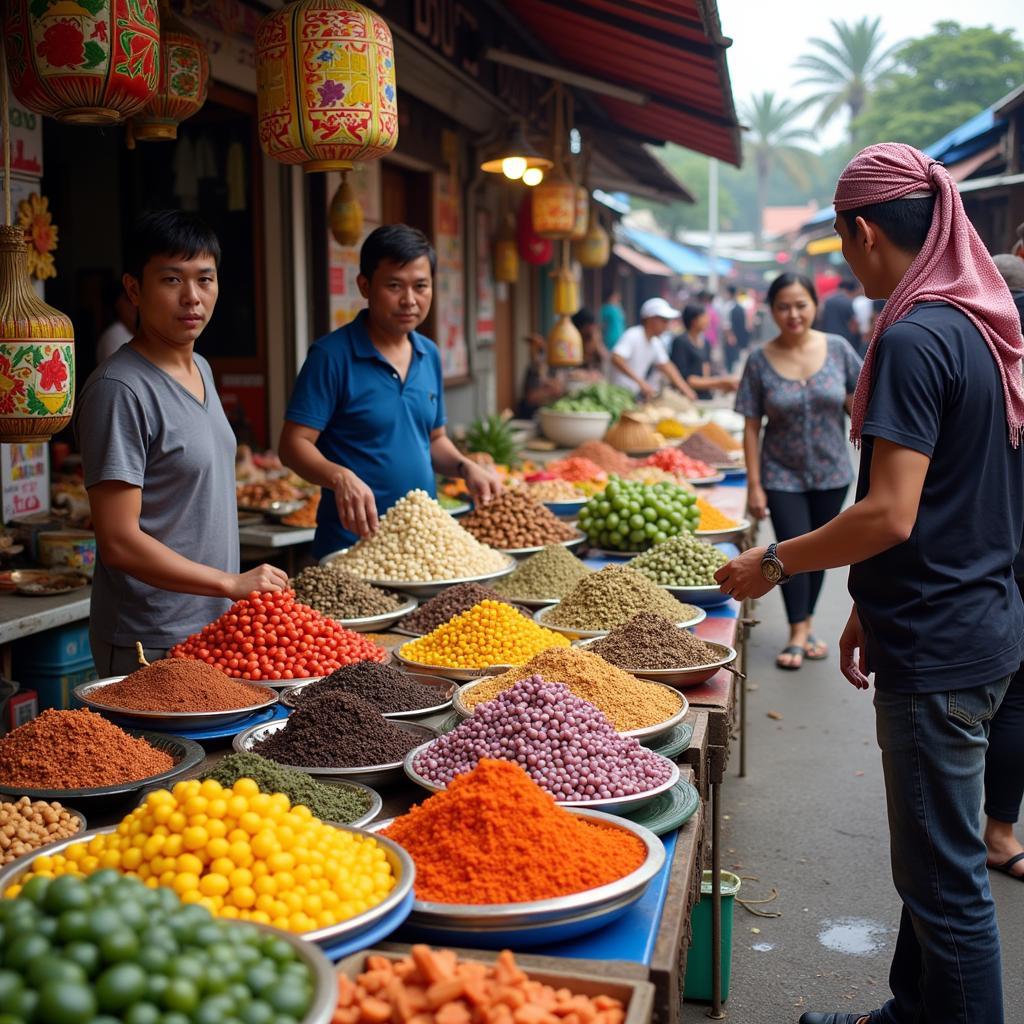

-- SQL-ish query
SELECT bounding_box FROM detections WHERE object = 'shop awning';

[807,236,842,255]
[613,243,674,276]
[509,0,742,166]
[621,226,732,276]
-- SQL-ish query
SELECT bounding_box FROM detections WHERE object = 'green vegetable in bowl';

[578,477,700,552]
[548,382,635,417]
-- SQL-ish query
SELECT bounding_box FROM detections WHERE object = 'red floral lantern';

[131,4,209,141]
[256,0,398,173]
[2,0,160,125]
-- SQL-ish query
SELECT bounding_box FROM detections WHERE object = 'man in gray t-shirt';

[74,211,286,675]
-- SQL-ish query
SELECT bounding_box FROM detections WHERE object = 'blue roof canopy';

[622,226,732,276]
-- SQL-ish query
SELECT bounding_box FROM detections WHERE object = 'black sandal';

[804,634,828,660]
[799,1013,873,1024]
[776,645,803,670]
[990,852,1024,881]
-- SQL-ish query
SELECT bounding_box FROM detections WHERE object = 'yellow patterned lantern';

[547,315,583,368]
[531,170,576,239]
[256,0,398,174]
[574,207,610,268]
[493,212,518,283]
[0,226,75,443]
[569,186,589,241]
[551,265,579,317]
[130,3,209,141]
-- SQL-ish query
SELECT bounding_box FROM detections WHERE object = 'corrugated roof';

[925,107,1006,165]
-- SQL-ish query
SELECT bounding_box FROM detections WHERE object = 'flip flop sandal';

[804,634,829,660]
[990,852,1024,881]
[798,1014,874,1024]
[776,645,804,671]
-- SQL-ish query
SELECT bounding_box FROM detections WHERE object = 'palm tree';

[740,92,817,247]
[795,17,899,138]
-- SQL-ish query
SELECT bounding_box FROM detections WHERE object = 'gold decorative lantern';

[574,206,610,268]
[532,84,576,239]
[552,265,579,316]
[493,213,518,284]
[130,2,209,142]
[547,316,583,368]
[569,186,589,241]
[329,171,363,245]
[2,0,160,125]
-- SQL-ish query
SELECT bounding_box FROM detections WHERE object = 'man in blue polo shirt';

[279,225,500,558]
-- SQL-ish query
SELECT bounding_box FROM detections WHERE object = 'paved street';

[683,559,1024,1023]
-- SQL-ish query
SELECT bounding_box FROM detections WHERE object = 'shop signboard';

[475,209,496,347]
[434,173,469,380]
[1,443,50,524]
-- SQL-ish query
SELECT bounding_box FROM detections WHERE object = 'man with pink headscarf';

[716,142,1024,1024]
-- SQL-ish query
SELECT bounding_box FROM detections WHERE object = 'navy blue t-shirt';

[848,302,1024,692]
[286,311,446,558]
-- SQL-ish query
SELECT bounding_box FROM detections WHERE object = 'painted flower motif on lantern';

[16,194,59,282]
[0,356,28,417]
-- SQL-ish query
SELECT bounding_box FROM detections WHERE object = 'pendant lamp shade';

[480,122,553,179]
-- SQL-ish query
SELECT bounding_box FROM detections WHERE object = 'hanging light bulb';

[480,121,552,178]
[501,156,527,180]
[522,167,545,187]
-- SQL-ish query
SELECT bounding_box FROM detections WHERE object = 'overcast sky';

[717,0,1024,149]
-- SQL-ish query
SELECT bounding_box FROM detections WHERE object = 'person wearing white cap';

[609,297,697,400]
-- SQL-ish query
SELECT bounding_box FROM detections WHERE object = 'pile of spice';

[254,691,421,768]
[696,498,739,532]
[415,676,673,799]
[459,490,577,549]
[400,600,569,670]
[291,565,403,620]
[628,532,728,587]
[382,759,647,904]
[461,647,682,731]
[94,658,270,712]
[545,565,698,631]
[492,543,593,601]
[170,589,387,680]
[0,709,174,790]
[287,660,445,714]
[589,611,718,670]
[331,490,508,581]
[281,491,320,527]
[202,752,374,823]
[519,478,585,503]
[643,448,714,479]
[8,777,396,935]
[0,797,83,866]
[334,947,629,1024]
[399,582,528,635]
[545,455,609,487]
[697,421,742,452]
[566,441,636,476]
[680,432,731,465]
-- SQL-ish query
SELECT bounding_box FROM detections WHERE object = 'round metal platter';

[12,569,90,596]
[337,596,419,633]
[319,779,383,830]
[0,824,415,957]
[500,531,586,559]
[695,518,752,543]
[280,672,458,720]
[486,594,561,609]
[660,582,733,608]
[392,646,515,683]
[542,498,588,517]
[404,744,680,815]
[452,676,688,743]
[532,603,705,641]
[602,641,737,688]
[687,472,726,487]
[75,677,279,730]
[317,552,517,598]
[237,500,306,518]
[0,732,205,803]
[232,717,439,788]
[585,548,643,560]
[620,779,701,837]
[370,808,663,934]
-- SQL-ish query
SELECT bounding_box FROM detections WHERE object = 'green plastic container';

[684,870,742,1003]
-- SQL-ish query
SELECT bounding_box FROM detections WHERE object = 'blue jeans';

[873,676,1012,1024]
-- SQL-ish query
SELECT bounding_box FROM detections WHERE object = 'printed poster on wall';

[475,209,496,347]
[327,162,382,330]
[1,443,49,524]
[434,173,469,380]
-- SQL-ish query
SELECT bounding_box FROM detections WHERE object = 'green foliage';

[465,414,520,467]
[853,22,1024,149]
[548,382,635,417]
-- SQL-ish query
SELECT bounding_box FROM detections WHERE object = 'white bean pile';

[331,490,509,581]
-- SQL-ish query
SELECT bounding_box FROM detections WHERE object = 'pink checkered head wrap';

[834,142,1024,446]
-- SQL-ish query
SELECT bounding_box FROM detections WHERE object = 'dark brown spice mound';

[400,582,530,635]
[291,660,444,714]
[589,611,718,669]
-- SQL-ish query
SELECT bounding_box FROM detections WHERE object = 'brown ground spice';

[0,709,174,789]
[97,659,269,712]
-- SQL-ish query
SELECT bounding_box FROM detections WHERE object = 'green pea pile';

[0,872,315,1024]
[578,477,699,552]
[627,531,728,587]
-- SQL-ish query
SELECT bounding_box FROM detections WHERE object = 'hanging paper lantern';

[256,0,398,173]
[569,186,589,241]
[531,170,576,239]
[517,194,553,266]
[2,0,160,125]
[493,211,518,283]
[574,207,610,269]
[0,226,75,443]
[131,4,209,141]
[551,265,579,317]
[330,172,364,245]
[546,315,583,368]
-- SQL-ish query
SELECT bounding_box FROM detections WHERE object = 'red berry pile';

[169,590,388,680]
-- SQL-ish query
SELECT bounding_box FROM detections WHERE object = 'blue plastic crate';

[13,621,92,673]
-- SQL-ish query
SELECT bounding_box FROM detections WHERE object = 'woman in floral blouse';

[736,273,863,669]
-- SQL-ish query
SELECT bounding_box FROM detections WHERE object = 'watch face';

[762,559,782,584]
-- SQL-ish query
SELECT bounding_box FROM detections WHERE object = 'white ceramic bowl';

[538,409,612,448]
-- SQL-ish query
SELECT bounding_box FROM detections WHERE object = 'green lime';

[8,988,38,1022]
[44,876,92,915]
[95,962,148,1012]
[63,941,101,978]
[56,909,91,944]
[84,908,122,944]
[266,979,310,1017]
[123,1002,161,1024]
[0,1013,26,1024]
[240,1000,275,1024]
[0,969,24,1004]
[162,977,199,1014]
[19,875,51,906]
[27,954,88,988]
[37,978,98,1024]
[4,933,51,970]
[99,929,139,963]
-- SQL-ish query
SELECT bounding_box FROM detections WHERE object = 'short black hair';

[359,224,436,280]
[726,284,737,297]
[768,272,818,308]
[839,278,858,292]
[571,308,596,331]
[682,303,706,330]
[840,196,936,253]
[126,209,221,282]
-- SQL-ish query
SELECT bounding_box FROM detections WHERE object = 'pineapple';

[464,414,520,468]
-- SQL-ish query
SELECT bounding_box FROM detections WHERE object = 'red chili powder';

[97,659,269,712]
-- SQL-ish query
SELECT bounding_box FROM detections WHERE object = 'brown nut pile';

[460,490,578,550]
[0,796,83,865]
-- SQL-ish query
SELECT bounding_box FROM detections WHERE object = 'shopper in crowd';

[280,224,501,556]
[599,284,626,349]
[723,284,750,370]
[571,307,611,374]
[608,297,698,400]
[818,278,860,347]
[734,273,862,670]
[717,143,1024,1024]
[75,210,287,675]
[985,252,1024,883]
[668,304,739,400]
[514,334,565,420]
[96,281,137,363]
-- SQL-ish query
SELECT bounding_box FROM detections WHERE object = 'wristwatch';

[760,542,791,586]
